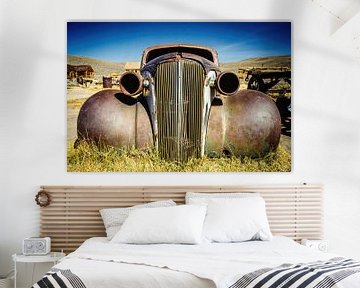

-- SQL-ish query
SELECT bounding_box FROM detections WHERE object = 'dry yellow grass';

[67,142,291,172]
[67,98,87,109]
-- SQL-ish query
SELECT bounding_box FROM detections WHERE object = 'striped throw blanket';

[230,258,360,288]
[32,268,86,288]
[32,258,360,288]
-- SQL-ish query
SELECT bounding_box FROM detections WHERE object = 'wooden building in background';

[124,62,140,73]
[67,64,94,79]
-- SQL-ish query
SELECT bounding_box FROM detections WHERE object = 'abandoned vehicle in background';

[246,68,291,93]
[75,44,281,162]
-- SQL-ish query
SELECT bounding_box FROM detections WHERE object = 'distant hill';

[68,54,291,79]
[221,55,291,72]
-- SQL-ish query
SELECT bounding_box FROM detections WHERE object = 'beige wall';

[0,0,360,286]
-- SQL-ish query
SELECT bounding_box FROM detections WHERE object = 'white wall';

[1,0,360,285]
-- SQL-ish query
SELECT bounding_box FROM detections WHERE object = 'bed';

[33,185,360,288]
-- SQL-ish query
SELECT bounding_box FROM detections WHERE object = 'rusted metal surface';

[141,52,220,75]
[222,90,281,157]
[75,44,282,161]
[205,90,281,158]
[102,76,112,88]
[76,89,280,159]
[140,49,220,162]
[216,72,240,96]
[119,71,143,96]
[76,89,152,148]
[155,60,205,161]
[141,44,219,67]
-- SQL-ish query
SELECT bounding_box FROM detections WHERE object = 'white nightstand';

[12,252,65,288]
[301,239,328,252]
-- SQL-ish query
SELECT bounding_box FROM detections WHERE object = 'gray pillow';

[100,200,176,240]
[186,192,260,204]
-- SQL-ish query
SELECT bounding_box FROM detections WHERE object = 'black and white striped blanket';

[230,257,360,288]
[32,258,360,288]
[32,268,86,288]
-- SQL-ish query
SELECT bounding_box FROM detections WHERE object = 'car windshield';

[145,46,215,63]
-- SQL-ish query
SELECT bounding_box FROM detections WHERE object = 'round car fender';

[206,90,281,157]
[221,90,281,157]
[76,89,153,149]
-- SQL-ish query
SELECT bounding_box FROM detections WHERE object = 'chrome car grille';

[155,60,205,162]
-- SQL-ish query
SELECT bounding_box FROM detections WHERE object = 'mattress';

[34,236,360,288]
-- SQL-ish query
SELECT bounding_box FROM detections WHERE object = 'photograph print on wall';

[67,22,291,172]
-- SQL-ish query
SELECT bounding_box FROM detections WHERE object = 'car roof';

[141,44,219,67]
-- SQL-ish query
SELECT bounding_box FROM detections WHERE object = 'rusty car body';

[76,44,281,161]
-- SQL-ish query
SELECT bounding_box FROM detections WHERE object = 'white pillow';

[202,197,272,243]
[111,205,207,244]
[186,192,259,204]
[100,200,176,240]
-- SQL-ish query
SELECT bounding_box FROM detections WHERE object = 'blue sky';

[67,22,291,63]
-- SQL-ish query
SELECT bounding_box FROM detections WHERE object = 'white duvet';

[53,237,360,288]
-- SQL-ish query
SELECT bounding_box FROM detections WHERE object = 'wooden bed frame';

[39,184,323,253]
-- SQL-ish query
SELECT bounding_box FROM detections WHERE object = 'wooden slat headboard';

[39,184,323,253]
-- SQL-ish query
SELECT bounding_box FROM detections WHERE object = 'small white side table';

[12,252,65,288]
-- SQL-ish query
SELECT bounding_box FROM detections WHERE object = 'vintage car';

[75,44,281,161]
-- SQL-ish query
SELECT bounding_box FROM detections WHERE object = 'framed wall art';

[67,22,291,172]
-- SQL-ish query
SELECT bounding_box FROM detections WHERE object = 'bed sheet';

[50,236,360,288]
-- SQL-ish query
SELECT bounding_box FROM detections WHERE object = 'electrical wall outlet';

[301,239,328,252]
